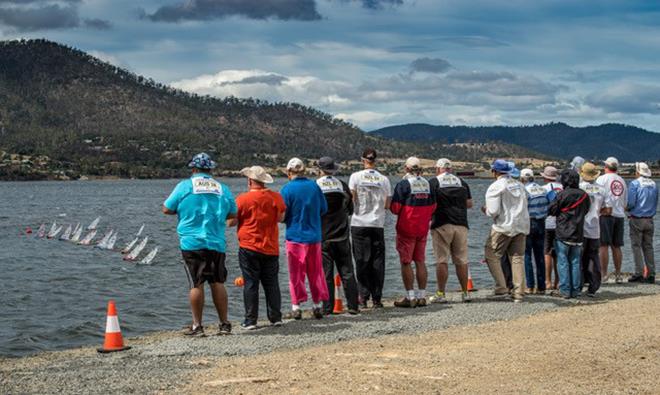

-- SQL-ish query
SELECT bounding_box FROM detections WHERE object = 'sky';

[2,0,660,132]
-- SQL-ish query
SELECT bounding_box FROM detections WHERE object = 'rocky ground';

[1,282,658,394]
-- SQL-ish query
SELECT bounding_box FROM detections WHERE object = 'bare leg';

[401,264,415,291]
[545,255,553,289]
[553,258,559,289]
[599,246,609,279]
[190,284,204,327]
[436,261,449,293]
[456,264,469,292]
[415,262,428,291]
[612,247,623,276]
[209,282,229,323]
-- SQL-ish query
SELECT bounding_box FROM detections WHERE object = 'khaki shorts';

[431,224,468,266]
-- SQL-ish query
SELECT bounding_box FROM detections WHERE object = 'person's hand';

[481,206,486,214]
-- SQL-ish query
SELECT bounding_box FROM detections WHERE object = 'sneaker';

[524,287,535,295]
[218,321,232,335]
[512,295,523,303]
[586,292,596,298]
[646,275,656,284]
[240,321,257,331]
[615,274,623,284]
[628,274,645,283]
[372,301,384,309]
[358,296,369,309]
[313,307,323,319]
[461,291,472,303]
[292,309,302,320]
[429,290,447,304]
[271,320,284,327]
[393,298,417,308]
[184,325,205,337]
[536,289,546,295]
[347,308,360,315]
[416,298,427,307]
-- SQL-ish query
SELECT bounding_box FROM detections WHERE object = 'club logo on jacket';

[610,180,624,196]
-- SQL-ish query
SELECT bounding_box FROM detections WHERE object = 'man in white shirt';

[482,159,530,302]
[596,157,627,283]
[349,148,392,309]
[579,162,610,296]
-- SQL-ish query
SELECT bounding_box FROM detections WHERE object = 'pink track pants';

[286,241,329,305]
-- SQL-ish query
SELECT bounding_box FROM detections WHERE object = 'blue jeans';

[525,218,546,290]
[555,240,582,297]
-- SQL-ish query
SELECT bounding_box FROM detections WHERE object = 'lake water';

[0,178,657,357]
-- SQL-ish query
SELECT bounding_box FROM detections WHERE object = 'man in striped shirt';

[521,169,549,294]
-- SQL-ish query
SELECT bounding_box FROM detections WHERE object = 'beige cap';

[604,157,619,169]
[240,166,274,184]
[636,162,652,177]
[405,156,421,170]
[286,157,305,172]
[520,168,534,179]
[436,158,451,169]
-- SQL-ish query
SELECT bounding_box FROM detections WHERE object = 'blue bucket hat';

[188,152,216,170]
[491,159,513,174]
[507,161,520,178]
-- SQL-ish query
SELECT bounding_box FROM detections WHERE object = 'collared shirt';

[580,181,606,239]
[596,172,628,218]
[485,175,530,236]
[281,177,328,244]
[164,173,237,252]
[348,169,391,228]
[524,182,549,220]
[627,176,658,218]
[317,175,353,242]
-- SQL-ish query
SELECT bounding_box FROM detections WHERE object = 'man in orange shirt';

[231,166,286,330]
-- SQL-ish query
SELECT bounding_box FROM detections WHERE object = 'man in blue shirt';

[281,158,329,320]
[163,153,237,336]
[627,162,658,284]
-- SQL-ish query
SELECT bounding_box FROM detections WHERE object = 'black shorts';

[544,229,557,256]
[182,249,227,287]
[600,216,625,247]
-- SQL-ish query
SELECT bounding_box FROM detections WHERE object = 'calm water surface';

[0,178,657,357]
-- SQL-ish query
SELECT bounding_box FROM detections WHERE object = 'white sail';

[87,216,101,230]
[121,237,139,254]
[106,233,118,250]
[79,230,97,245]
[96,229,113,248]
[48,226,63,239]
[60,224,72,240]
[136,224,145,237]
[124,237,148,261]
[70,224,83,242]
[36,223,46,238]
[47,222,57,238]
[140,246,159,265]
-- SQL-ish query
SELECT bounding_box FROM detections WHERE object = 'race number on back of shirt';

[317,176,344,193]
[192,177,222,195]
[358,170,386,187]
[408,177,431,194]
[436,174,461,188]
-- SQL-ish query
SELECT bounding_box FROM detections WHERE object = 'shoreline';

[2,282,658,393]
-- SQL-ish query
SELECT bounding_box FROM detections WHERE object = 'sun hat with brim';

[286,157,305,172]
[240,166,274,184]
[580,162,600,182]
[491,159,513,174]
[540,166,559,181]
[636,162,652,177]
[188,152,216,170]
[318,156,339,173]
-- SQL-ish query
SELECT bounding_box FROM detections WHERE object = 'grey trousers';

[629,217,655,276]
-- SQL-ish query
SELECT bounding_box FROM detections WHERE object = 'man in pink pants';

[281,158,329,319]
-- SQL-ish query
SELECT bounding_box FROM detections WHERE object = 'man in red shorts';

[390,157,437,307]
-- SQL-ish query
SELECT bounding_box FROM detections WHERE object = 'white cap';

[636,162,652,177]
[286,157,305,172]
[436,158,451,169]
[520,168,534,179]
[604,157,619,169]
[405,156,421,169]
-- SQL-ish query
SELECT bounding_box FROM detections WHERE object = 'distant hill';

[0,39,545,180]
[371,123,660,163]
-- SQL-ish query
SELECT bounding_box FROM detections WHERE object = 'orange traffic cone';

[467,267,477,292]
[234,276,245,287]
[98,300,131,353]
[332,274,344,314]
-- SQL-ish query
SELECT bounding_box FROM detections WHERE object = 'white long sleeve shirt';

[485,175,530,237]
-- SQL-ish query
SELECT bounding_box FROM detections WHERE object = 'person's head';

[404,156,422,175]
[520,168,534,183]
[540,166,558,182]
[604,157,619,173]
[490,159,512,178]
[435,158,451,175]
[188,152,216,174]
[361,148,377,168]
[240,165,274,189]
[559,169,580,189]
[636,162,652,178]
[318,156,339,176]
[570,156,585,172]
[579,162,600,183]
[286,157,306,179]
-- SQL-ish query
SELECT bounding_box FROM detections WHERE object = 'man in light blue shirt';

[521,168,549,294]
[163,153,237,336]
[627,162,658,284]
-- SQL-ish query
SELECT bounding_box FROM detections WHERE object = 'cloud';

[144,0,321,22]
[84,18,112,30]
[222,73,289,86]
[410,57,452,73]
[340,0,404,10]
[586,82,660,114]
[0,1,109,32]
[436,35,509,48]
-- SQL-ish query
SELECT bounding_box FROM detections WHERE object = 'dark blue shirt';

[281,177,328,243]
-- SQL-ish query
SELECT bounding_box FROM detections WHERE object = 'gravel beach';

[1,282,659,394]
